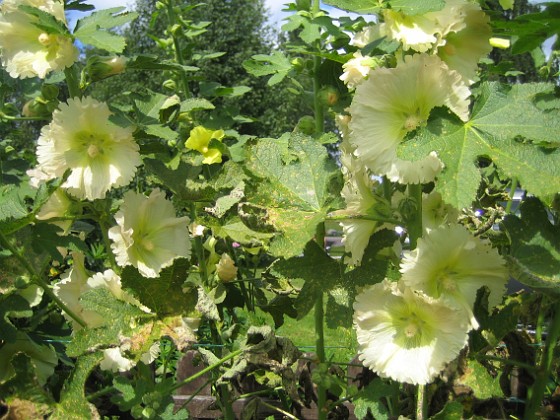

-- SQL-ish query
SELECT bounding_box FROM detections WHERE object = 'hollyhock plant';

[109,189,191,278]
[0,0,78,79]
[401,224,508,329]
[349,54,470,184]
[34,97,141,200]
[354,279,470,385]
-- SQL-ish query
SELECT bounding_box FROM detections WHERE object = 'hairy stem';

[0,230,86,327]
[524,299,560,420]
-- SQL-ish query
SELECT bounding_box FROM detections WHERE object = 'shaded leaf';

[502,197,560,291]
[51,353,104,419]
[121,258,197,317]
[353,377,393,420]
[457,360,503,399]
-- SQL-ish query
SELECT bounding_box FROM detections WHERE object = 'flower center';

[87,144,100,158]
[75,131,108,160]
[404,322,419,338]
[404,113,422,132]
[142,239,155,251]
[38,33,53,46]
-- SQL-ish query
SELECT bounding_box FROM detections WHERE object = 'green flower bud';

[85,55,127,83]
[294,115,315,135]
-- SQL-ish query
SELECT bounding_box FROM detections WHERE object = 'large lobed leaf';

[121,259,198,317]
[399,82,560,209]
[245,133,342,258]
[73,7,138,53]
[502,197,560,292]
[66,288,153,357]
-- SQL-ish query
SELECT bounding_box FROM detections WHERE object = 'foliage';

[0,0,559,419]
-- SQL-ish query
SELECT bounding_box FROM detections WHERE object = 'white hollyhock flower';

[100,348,135,373]
[109,189,191,278]
[36,188,74,233]
[0,0,78,79]
[421,191,459,232]
[354,279,470,385]
[339,51,376,89]
[381,0,491,84]
[436,6,492,84]
[401,224,507,329]
[54,254,146,329]
[340,169,380,265]
[349,54,470,184]
[35,97,141,200]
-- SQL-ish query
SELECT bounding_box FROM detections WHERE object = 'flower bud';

[85,56,127,83]
[489,37,510,49]
[216,253,238,282]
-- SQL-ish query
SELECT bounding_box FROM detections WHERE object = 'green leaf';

[0,294,32,342]
[245,133,342,258]
[323,0,382,14]
[430,401,464,419]
[0,353,54,408]
[127,55,199,72]
[457,360,503,400]
[213,220,273,245]
[243,52,292,86]
[326,287,353,329]
[502,197,560,291]
[51,353,104,419]
[180,98,215,113]
[73,7,139,53]
[353,378,393,420]
[389,0,445,15]
[268,242,341,319]
[399,82,560,209]
[133,92,178,142]
[66,288,153,357]
[30,223,88,263]
[0,184,28,218]
[19,5,69,35]
[121,258,197,317]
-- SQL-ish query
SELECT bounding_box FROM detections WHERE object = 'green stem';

[474,354,537,373]
[0,230,86,328]
[416,384,427,420]
[169,348,243,392]
[505,177,518,214]
[407,184,423,250]
[0,114,50,121]
[382,176,392,202]
[535,296,546,347]
[326,213,401,225]
[87,386,115,401]
[64,67,82,98]
[259,399,299,420]
[524,299,560,420]
[165,0,191,98]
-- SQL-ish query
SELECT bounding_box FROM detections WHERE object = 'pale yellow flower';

[349,54,470,184]
[109,189,191,278]
[0,0,78,79]
[381,0,491,84]
[339,51,376,89]
[35,188,74,233]
[35,97,141,200]
[216,253,238,282]
[185,126,225,164]
[400,224,508,329]
[354,279,470,384]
